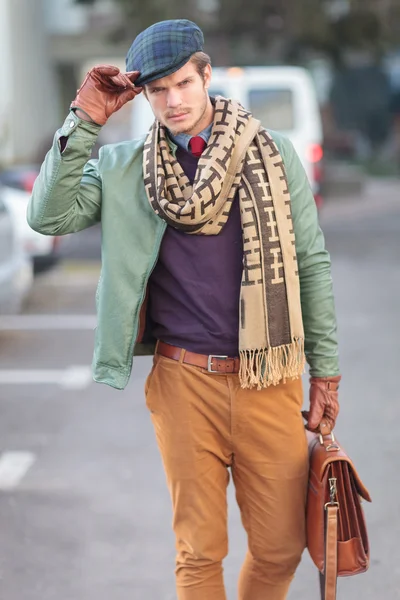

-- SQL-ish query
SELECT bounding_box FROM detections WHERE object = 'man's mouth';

[168,113,188,120]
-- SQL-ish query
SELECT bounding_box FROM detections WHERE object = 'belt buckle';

[207,355,228,373]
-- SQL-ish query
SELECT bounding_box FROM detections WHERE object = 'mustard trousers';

[145,353,309,600]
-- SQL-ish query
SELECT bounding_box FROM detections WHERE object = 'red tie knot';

[189,136,207,157]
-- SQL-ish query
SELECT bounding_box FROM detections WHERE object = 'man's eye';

[180,80,190,86]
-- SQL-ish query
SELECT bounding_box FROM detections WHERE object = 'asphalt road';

[0,180,399,600]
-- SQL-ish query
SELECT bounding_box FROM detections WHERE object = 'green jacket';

[27,111,339,390]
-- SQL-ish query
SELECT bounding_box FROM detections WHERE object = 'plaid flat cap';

[126,19,204,86]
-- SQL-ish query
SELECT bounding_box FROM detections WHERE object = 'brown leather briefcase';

[306,429,372,600]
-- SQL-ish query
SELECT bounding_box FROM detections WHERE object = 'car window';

[248,88,294,131]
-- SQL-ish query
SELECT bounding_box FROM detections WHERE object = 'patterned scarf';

[143,96,305,388]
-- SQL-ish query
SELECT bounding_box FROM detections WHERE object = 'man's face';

[144,61,213,136]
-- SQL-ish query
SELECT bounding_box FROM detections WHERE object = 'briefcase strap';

[319,505,339,600]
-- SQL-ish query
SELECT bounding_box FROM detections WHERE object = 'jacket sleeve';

[277,133,340,377]
[27,111,103,235]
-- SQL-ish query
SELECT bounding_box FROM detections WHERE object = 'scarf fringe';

[239,338,305,390]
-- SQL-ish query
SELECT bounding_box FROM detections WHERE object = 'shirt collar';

[167,122,213,152]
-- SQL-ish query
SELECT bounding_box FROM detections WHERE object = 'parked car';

[131,65,324,207]
[0,166,61,272]
[0,188,33,314]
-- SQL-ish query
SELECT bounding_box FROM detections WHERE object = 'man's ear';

[204,64,212,90]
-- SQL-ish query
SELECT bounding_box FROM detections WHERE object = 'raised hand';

[70,65,143,126]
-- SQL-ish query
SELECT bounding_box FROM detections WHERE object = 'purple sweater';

[148,146,243,356]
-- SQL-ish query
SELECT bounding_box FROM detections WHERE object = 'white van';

[131,65,324,206]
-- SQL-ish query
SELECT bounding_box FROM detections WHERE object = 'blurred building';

[0,0,60,165]
[0,0,126,165]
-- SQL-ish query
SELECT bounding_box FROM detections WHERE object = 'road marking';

[0,315,97,330]
[60,366,93,389]
[0,452,36,490]
[0,366,92,389]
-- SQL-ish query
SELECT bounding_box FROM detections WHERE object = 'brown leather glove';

[70,65,142,126]
[302,375,341,432]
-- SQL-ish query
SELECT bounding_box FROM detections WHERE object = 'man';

[28,19,340,600]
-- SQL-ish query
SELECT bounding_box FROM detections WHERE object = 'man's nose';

[166,89,181,108]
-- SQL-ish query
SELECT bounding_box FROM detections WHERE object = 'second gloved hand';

[302,375,341,432]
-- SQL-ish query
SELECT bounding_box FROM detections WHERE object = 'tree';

[74,0,326,64]
[74,0,400,65]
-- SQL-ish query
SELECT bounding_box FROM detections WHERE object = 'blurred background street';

[0,0,399,599]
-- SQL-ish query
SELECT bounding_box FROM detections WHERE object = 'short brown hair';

[190,51,212,82]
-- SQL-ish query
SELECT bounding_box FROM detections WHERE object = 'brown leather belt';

[156,341,240,374]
